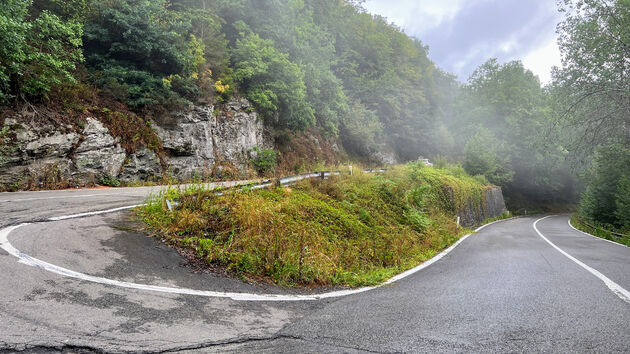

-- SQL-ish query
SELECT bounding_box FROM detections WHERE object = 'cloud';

[364,0,562,83]
[365,0,465,33]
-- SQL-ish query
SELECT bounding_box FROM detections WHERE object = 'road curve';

[0,187,629,352]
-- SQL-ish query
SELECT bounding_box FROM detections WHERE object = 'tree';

[83,0,200,109]
[579,145,630,226]
[463,128,514,186]
[231,30,314,131]
[554,0,630,226]
[554,0,630,151]
[452,59,577,207]
[615,175,630,231]
[0,0,83,102]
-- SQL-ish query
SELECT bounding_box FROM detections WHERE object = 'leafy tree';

[554,0,630,226]
[463,128,514,186]
[231,31,314,130]
[340,100,383,156]
[83,0,199,109]
[30,0,92,21]
[448,59,580,208]
[615,176,630,231]
[0,0,83,102]
[554,0,630,151]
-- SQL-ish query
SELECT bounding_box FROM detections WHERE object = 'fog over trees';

[0,0,628,230]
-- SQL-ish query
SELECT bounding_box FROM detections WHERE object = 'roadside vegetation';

[570,215,630,247]
[139,163,493,287]
[1,0,628,231]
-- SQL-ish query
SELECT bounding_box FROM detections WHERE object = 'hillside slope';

[140,163,507,287]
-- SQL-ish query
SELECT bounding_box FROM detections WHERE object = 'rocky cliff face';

[153,98,265,180]
[0,97,266,189]
[456,186,508,227]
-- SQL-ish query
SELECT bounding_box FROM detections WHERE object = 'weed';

[139,163,495,287]
[571,214,630,247]
[100,174,120,187]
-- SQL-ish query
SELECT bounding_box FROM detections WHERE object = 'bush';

[249,147,277,175]
[100,174,120,187]
[231,31,315,131]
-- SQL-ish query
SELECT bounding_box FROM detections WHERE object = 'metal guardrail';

[166,169,387,210]
[575,216,629,239]
[247,169,387,190]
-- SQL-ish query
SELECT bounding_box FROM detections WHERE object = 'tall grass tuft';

[139,164,493,287]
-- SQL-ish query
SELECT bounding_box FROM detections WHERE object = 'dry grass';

[140,163,491,287]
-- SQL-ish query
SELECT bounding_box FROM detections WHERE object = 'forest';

[0,0,629,233]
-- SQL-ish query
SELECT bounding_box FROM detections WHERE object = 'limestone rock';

[154,98,266,180]
[152,105,215,179]
[75,118,126,178]
[119,147,162,183]
[214,98,265,166]
[370,145,398,165]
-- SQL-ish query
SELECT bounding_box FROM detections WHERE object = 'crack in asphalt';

[0,342,101,353]
[0,333,390,353]
[158,333,387,353]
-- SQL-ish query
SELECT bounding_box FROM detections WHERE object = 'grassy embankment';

[139,163,500,287]
[570,215,630,247]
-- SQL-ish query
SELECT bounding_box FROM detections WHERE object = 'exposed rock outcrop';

[118,147,162,183]
[153,98,265,179]
[370,145,398,165]
[152,105,216,179]
[75,118,126,178]
[456,186,507,227]
[0,97,267,189]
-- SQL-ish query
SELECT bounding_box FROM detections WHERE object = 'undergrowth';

[570,215,630,247]
[139,163,494,287]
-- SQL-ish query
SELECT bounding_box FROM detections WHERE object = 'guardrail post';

[320,171,325,180]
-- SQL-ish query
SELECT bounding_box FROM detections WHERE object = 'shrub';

[249,147,277,175]
[231,31,315,130]
[100,174,120,187]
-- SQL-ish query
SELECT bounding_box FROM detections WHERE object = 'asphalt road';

[0,187,628,353]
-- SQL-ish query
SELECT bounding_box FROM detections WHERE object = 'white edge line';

[533,216,630,304]
[47,205,145,221]
[567,217,628,248]
[1,206,514,301]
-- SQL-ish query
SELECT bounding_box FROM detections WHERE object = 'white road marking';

[533,216,630,304]
[0,180,264,203]
[0,193,133,203]
[48,205,144,221]
[0,207,514,301]
[567,218,628,248]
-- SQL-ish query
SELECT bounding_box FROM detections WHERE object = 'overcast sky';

[363,0,563,84]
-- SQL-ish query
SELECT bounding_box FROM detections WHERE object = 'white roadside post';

[349,165,353,176]
[456,216,460,228]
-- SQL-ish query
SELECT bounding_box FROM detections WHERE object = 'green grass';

[570,215,630,247]
[481,211,513,225]
[139,163,496,287]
